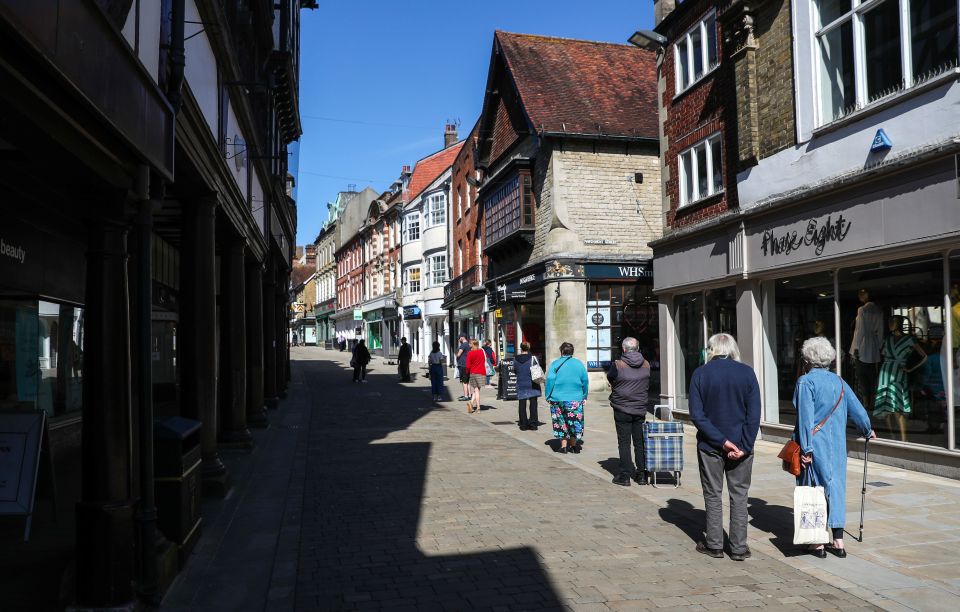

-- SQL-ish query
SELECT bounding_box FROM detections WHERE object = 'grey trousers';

[697,448,754,554]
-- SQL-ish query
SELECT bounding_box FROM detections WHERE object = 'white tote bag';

[793,469,831,545]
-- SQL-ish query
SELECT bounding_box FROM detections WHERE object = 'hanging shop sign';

[402,306,422,319]
[583,263,653,279]
[353,309,363,321]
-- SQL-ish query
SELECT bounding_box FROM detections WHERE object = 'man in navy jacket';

[689,333,761,562]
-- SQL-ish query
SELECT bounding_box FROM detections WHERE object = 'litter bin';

[155,416,202,564]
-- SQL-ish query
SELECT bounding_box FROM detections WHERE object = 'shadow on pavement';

[300,358,565,610]
[658,498,705,545]
[748,497,802,557]
[597,457,621,477]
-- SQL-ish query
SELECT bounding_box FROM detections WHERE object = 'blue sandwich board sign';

[871,129,892,152]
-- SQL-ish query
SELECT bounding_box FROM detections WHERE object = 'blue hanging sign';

[870,129,892,152]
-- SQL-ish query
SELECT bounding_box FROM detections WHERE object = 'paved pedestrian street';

[164,349,960,611]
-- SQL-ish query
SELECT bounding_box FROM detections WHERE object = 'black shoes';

[612,473,632,487]
[571,445,581,454]
[696,541,724,559]
[558,446,567,454]
[634,471,649,486]
[519,424,529,431]
[810,547,828,559]
[826,546,847,558]
[728,548,752,562]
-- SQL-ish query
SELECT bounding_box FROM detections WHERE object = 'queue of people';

[346,328,875,562]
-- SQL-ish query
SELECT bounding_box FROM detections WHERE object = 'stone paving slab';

[164,348,960,611]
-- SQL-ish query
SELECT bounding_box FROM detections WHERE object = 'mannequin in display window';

[874,315,926,441]
[849,289,884,411]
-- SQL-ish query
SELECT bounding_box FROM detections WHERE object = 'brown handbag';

[779,380,844,476]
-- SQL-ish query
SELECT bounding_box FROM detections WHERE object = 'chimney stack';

[444,123,458,148]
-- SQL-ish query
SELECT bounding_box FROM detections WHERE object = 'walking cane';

[858,437,870,542]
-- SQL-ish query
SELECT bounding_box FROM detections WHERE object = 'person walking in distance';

[351,339,371,383]
[689,333,761,561]
[428,341,446,401]
[608,337,651,487]
[398,337,412,382]
[464,339,488,413]
[455,335,471,401]
[514,342,541,431]
[482,339,498,387]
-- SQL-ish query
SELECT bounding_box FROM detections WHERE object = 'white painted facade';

[401,169,454,361]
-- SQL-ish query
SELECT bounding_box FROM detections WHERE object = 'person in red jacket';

[465,339,487,413]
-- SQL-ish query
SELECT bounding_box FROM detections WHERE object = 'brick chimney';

[444,124,458,148]
[654,0,676,25]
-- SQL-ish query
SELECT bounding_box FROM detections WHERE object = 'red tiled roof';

[406,142,464,201]
[496,31,658,139]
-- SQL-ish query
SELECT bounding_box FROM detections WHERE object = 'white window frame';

[677,133,723,208]
[674,9,720,95]
[426,193,446,227]
[811,0,960,127]
[428,253,448,287]
[405,266,421,294]
[403,213,420,242]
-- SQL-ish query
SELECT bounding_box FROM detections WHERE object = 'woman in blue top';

[793,336,875,559]
[545,342,590,454]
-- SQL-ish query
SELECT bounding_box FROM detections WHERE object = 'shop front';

[401,305,422,359]
[361,296,398,357]
[654,155,960,475]
[314,298,336,349]
[487,258,658,389]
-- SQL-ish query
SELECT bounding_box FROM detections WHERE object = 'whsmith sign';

[583,263,653,279]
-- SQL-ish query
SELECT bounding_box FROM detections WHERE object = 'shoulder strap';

[812,376,845,435]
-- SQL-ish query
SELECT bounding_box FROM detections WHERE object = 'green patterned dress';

[873,334,917,416]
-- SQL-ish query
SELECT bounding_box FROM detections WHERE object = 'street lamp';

[628,30,667,51]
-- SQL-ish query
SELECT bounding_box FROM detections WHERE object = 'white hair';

[622,336,639,352]
[801,336,836,369]
[706,333,741,361]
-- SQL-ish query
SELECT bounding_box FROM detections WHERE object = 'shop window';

[1,300,84,418]
[839,254,947,447]
[764,271,835,426]
[813,0,958,126]
[949,251,960,449]
[705,286,737,339]
[675,292,704,410]
[674,10,719,94]
[586,283,659,374]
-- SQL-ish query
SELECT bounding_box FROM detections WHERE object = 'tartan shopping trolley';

[643,404,683,488]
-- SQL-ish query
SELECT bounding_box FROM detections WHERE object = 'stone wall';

[532,140,661,260]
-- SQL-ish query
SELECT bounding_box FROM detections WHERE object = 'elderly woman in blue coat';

[545,342,590,454]
[793,336,876,558]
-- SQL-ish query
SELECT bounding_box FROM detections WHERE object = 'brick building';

[473,31,662,387]
[332,187,380,348]
[443,121,488,343]
[357,186,404,356]
[648,0,960,476]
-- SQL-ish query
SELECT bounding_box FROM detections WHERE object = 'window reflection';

[0,299,83,417]
[676,292,703,409]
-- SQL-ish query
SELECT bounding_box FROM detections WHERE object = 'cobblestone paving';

[293,353,880,611]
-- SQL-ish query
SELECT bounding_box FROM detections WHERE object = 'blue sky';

[294,1,655,245]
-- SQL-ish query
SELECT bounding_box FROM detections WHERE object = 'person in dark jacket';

[689,333,761,562]
[514,342,542,431]
[351,339,371,383]
[398,337,412,382]
[607,337,651,487]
